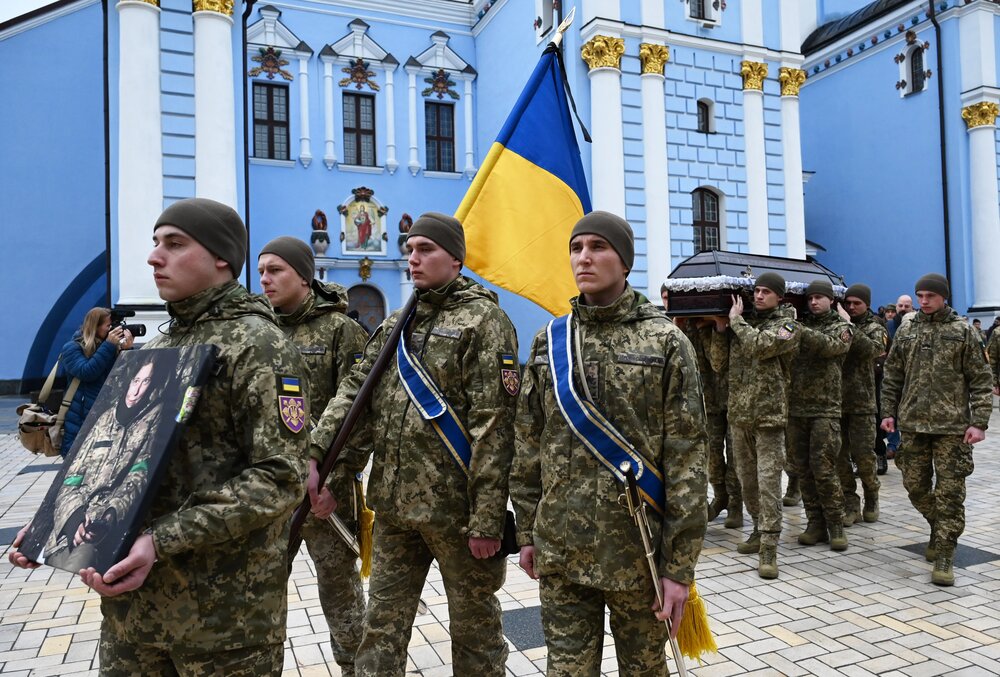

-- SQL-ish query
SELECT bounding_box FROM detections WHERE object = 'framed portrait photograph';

[18,345,217,574]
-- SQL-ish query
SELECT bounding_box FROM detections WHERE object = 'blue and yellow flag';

[456,45,591,316]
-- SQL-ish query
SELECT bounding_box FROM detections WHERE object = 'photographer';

[60,308,134,456]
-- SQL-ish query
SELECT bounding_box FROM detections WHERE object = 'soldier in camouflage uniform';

[258,237,368,676]
[511,212,708,676]
[710,272,799,579]
[838,284,888,525]
[881,273,992,586]
[986,327,1000,395]
[787,280,854,552]
[29,198,310,674]
[311,213,517,677]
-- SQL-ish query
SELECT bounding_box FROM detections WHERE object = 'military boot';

[862,493,879,523]
[782,477,801,507]
[724,499,744,529]
[758,542,779,579]
[931,545,955,586]
[828,521,848,552]
[708,485,728,521]
[925,527,938,562]
[797,520,829,546]
[737,529,761,554]
[842,506,860,527]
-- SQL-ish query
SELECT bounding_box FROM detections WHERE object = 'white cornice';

[294,0,474,28]
[0,0,100,41]
[470,0,507,37]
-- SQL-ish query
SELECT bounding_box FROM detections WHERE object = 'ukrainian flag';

[456,45,591,316]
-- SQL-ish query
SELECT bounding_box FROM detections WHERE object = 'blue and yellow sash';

[546,314,665,514]
[396,311,472,476]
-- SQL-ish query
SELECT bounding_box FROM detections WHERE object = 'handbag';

[16,359,80,457]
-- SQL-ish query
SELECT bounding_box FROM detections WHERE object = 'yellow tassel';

[358,482,374,579]
[676,581,717,663]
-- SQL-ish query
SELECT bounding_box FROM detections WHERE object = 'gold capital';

[740,60,768,91]
[639,43,670,76]
[193,0,233,15]
[581,35,625,72]
[962,101,1000,129]
[778,67,806,97]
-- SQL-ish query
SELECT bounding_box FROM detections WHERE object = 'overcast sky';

[1,0,55,25]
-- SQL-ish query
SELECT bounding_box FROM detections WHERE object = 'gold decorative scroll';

[740,60,768,91]
[193,0,233,15]
[962,101,1000,129]
[639,43,670,76]
[581,35,625,71]
[778,67,806,97]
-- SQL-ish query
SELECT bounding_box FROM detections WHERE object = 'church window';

[692,188,721,253]
[690,0,706,20]
[909,47,925,94]
[534,0,555,42]
[686,0,720,26]
[697,99,715,133]
[344,93,376,167]
[253,83,289,161]
[425,102,455,173]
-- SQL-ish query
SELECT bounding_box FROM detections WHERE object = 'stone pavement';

[1,413,999,676]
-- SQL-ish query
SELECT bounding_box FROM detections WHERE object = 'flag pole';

[551,6,575,48]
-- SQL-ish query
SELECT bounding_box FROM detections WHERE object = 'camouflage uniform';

[312,275,517,677]
[986,330,1000,390]
[99,279,310,675]
[711,304,799,548]
[787,310,853,532]
[881,306,992,551]
[839,310,888,518]
[511,287,708,676]
[275,281,368,676]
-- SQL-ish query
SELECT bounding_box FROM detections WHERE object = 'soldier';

[511,211,707,675]
[10,198,311,674]
[881,273,992,586]
[257,237,368,676]
[311,213,517,676]
[787,280,854,552]
[711,272,799,579]
[838,283,888,525]
[987,328,1000,396]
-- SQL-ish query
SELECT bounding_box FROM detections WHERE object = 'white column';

[741,0,764,46]
[582,0,619,23]
[193,8,237,207]
[966,105,1000,308]
[779,67,806,260]
[297,56,312,168]
[407,68,420,175]
[589,68,625,214]
[322,60,336,169]
[742,61,769,254]
[639,44,671,298]
[640,0,663,27]
[116,0,163,306]
[463,77,475,177]
[385,67,398,174]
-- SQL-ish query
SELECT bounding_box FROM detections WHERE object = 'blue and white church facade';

[3,0,999,391]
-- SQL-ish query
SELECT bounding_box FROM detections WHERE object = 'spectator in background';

[972,319,986,346]
[986,315,1000,341]
[60,308,133,456]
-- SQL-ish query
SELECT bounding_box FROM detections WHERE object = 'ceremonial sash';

[396,310,472,476]
[546,314,665,514]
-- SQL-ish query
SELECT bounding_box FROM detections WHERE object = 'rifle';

[619,462,689,677]
[287,292,419,560]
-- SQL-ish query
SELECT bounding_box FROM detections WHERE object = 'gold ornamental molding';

[581,35,625,72]
[962,101,1000,130]
[639,43,670,76]
[740,60,768,91]
[193,0,233,15]
[778,67,806,97]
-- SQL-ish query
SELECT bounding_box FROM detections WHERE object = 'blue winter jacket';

[59,334,118,455]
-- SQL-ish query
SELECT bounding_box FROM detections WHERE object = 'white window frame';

[686,0,722,28]
[898,43,929,98]
[535,0,555,44]
[696,98,716,134]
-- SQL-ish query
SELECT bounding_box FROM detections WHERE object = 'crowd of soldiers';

[8,197,996,676]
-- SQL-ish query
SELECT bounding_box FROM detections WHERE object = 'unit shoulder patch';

[499,352,520,396]
[277,374,306,434]
[777,322,796,340]
[840,327,853,343]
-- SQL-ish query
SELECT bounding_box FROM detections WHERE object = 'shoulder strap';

[55,377,81,428]
[38,359,60,403]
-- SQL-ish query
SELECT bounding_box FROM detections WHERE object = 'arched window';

[692,188,720,253]
[347,284,386,336]
[910,47,925,94]
[697,99,714,133]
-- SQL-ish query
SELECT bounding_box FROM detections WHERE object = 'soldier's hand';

[7,523,39,570]
[880,417,895,433]
[964,426,986,445]
[836,303,851,322]
[993,386,999,396]
[713,315,729,332]
[307,460,337,519]
[518,545,538,580]
[469,536,501,559]
[728,295,743,320]
[80,533,155,597]
[653,577,688,637]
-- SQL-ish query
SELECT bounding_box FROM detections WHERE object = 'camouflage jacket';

[881,306,993,434]
[842,310,889,415]
[683,322,727,415]
[788,309,853,418]
[987,330,1000,390]
[312,276,518,539]
[511,287,708,589]
[711,304,800,428]
[101,279,309,652]
[273,281,368,508]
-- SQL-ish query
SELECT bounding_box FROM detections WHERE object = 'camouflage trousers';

[730,424,785,537]
[707,411,741,504]
[838,414,880,514]
[787,416,844,526]
[897,433,974,548]
[355,515,508,677]
[301,512,365,676]
[98,631,283,676]
[539,574,669,677]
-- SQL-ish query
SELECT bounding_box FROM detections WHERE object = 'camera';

[110,309,147,345]
[118,320,147,338]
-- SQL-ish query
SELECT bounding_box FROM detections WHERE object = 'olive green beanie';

[844,283,871,308]
[154,198,247,276]
[754,272,785,297]
[805,279,835,300]
[407,212,466,263]
[569,211,634,270]
[259,236,315,283]
[915,272,949,299]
